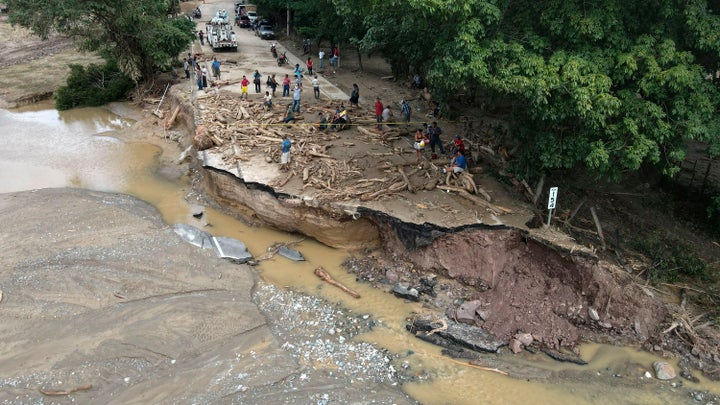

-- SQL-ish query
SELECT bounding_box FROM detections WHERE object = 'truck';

[206,11,238,51]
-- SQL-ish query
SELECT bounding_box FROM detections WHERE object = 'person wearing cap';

[451,134,465,155]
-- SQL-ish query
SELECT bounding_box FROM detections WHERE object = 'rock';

[278,246,305,261]
[644,371,652,379]
[189,204,205,218]
[173,223,213,249]
[653,361,676,380]
[476,309,489,321]
[456,300,482,325]
[514,333,534,346]
[509,339,523,354]
[410,317,505,353]
[211,236,253,263]
[385,270,399,284]
[588,307,600,321]
[392,283,420,301]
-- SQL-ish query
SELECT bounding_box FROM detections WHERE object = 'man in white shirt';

[318,50,325,69]
[312,76,320,99]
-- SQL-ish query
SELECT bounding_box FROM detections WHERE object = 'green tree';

[7,0,196,81]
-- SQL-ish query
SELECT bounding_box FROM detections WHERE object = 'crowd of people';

[184,31,460,177]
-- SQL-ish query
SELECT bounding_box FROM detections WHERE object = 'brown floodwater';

[2,103,717,404]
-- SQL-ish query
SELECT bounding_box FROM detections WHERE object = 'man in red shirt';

[306,58,314,75]
[375,97,383,130]
[240,76,250,100]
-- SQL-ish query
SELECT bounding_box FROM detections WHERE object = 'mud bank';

[167,87,672,359]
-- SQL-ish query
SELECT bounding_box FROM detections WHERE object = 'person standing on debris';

[183,58,190,79]
[212,57,221,79]
[349,84,359,108]
[306,57,314,75]
[414,128,428,163]
[374,97,384,130]
[428,121,445,156]
[195,68,203,91]
[269,74,278,97]
[382,105,393,126]
[401,99,411,125]
[312,76,320,100]
[198,30,204,45]
[280,134,292,171]
[282,74,291,97]
[292,85,302,113]
[253,70,262,93]
[318,49,325,69]
[201,64,208,88]
[240,75,249,100]
[263,91,273,110]
[283,104,295,124]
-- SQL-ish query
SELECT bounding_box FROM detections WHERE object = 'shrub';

[55,62,134,110]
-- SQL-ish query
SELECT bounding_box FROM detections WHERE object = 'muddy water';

[1,104,716,404]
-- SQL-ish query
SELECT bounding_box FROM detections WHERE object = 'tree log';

[314,267,361,298]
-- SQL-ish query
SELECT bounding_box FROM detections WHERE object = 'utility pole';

[286,3,290,38]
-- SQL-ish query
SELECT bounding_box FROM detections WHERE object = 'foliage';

[708,195,720,235]
[257,0,720,183]
[54,62,134,110]
[7,0,196,81]
[629,233,710,283]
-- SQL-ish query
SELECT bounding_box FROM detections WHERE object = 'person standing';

[306,57,314,75]
[401,99,411,125]
[269,74,278,97]
[183,58,190,79]
[292,85,302,113]
[312,76,320,100]
[349,84,359,108]
[282,74,290,97]
[318,49,325,69]
[294,74,303,90]
[280,134,292,171]
[374,97,384,130]
[414,129,428,163]
[201,65,208,88]
[211,57,221,79]
[240,75,249,100]
[428,121,445,156]
[195,68,203,91]
[253,70,262,93]
[198,30,205,45]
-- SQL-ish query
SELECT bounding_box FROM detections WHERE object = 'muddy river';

[2,103,717,404]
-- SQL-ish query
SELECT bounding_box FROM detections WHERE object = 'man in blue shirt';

[444,150,467,174]
[281,135,292,171]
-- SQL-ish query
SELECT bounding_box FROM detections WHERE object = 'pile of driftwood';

[191,93,509,212]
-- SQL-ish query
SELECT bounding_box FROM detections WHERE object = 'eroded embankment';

[172,89,670,356]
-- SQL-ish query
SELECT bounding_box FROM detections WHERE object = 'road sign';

[548,187,558,210]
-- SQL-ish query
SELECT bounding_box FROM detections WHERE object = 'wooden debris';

[39,384,93,396]
[193,124,213,150]
[0,290,3,303]
[437,185,513,214]
[165,106,181,129]
[314,267,361,298]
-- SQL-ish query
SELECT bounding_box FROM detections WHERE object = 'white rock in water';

[588,307,600,321]
[644,371,653,379]
[653,361,676,380]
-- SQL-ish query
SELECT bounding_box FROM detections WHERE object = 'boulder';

[653,361,676,380]
[410,317,505,353]
[211,236,253,263]
[278,246,305,261]
[385,270,400,284]
[392,283,420,301]
[456,300,482,324]
[514,332,534,346]
[173,223,213,249]
[509,339,523,354]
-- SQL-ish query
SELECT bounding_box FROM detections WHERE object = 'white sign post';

[547,186,558,227]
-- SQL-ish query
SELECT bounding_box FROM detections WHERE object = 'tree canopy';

[263,0,720,181]
[7,0,196,81]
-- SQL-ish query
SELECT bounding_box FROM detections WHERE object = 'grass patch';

[629,232,711,284]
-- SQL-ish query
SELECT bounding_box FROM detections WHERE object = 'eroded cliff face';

[375,221,668,349]
[201,166,381,250]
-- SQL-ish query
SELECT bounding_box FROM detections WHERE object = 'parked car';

[247,11,257,22]
[237,15,251,27]
[257,25,275,40]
